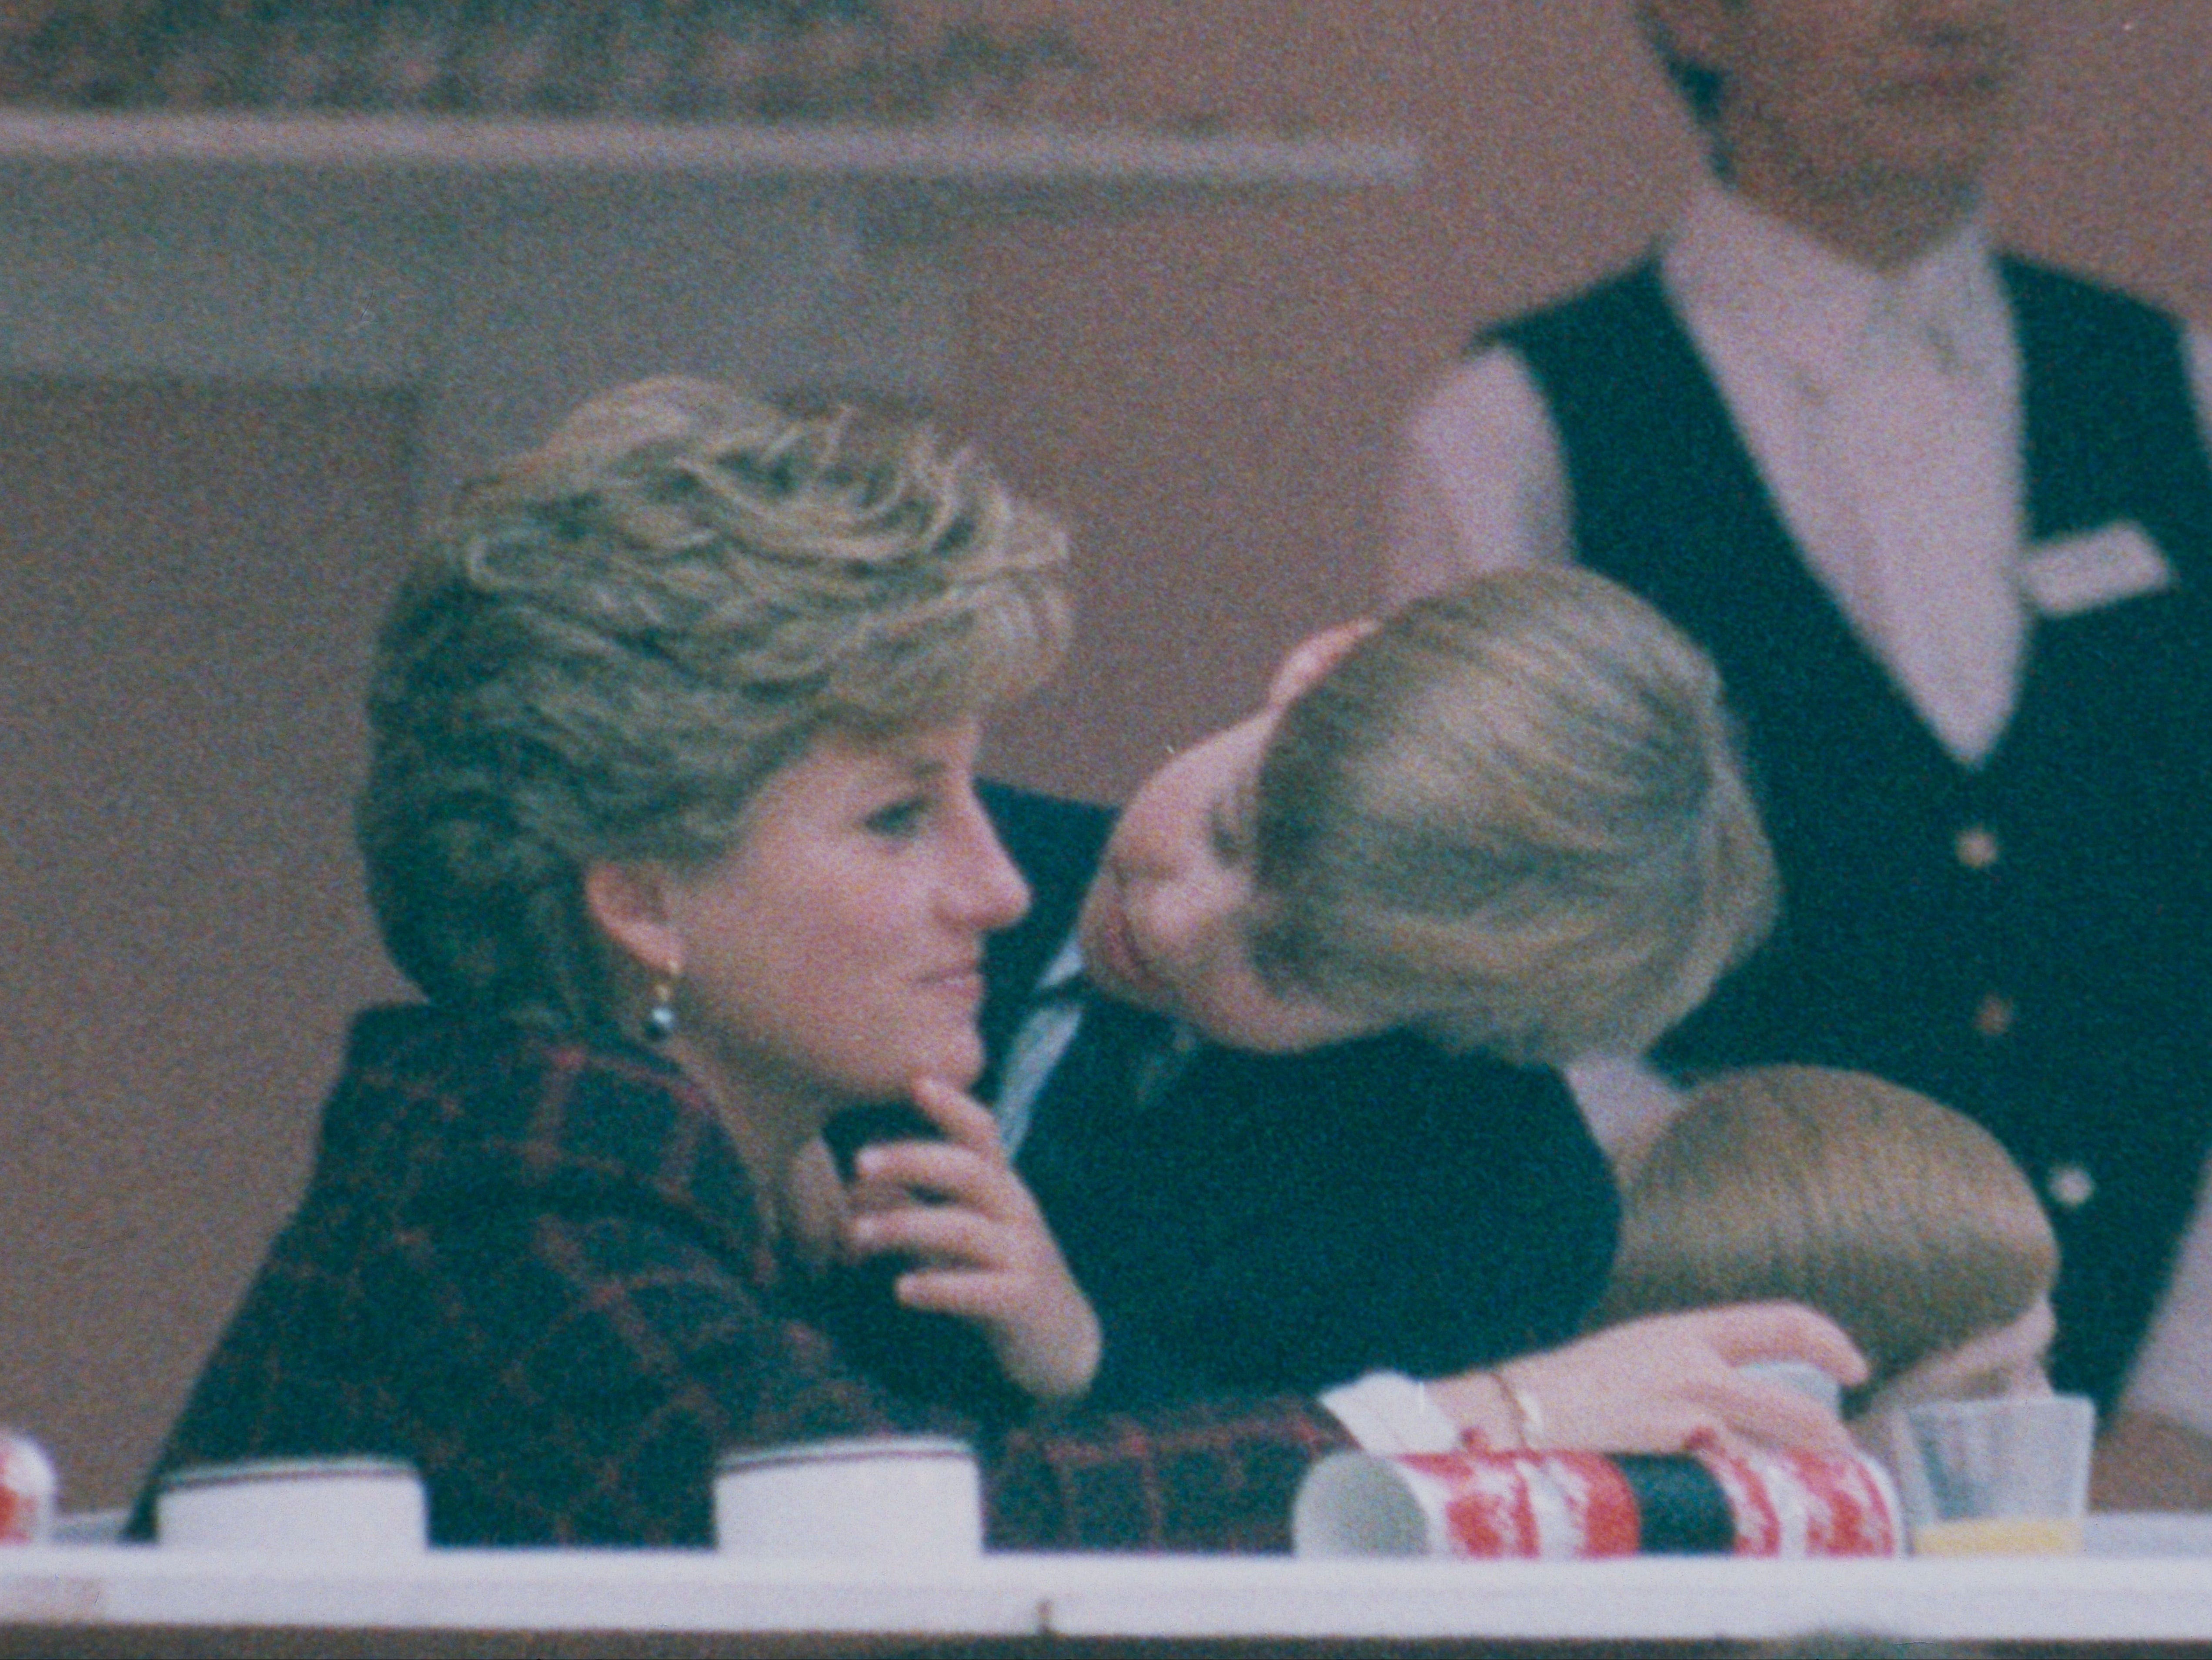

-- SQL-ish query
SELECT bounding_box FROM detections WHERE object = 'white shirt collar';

[1664,177,2011,391]
[1036,933,1085,996]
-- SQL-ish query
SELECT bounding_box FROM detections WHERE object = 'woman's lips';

[918,963,986,1004]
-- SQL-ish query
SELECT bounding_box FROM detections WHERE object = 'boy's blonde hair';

[1597,1066,2058,1406]
[1252,567,1776,1066]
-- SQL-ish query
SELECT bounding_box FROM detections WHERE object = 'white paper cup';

[1293,1452,1438,1556]
[1893,1394,2095,1556]
[714,1435,982,1560]
[156,1456,427,1553]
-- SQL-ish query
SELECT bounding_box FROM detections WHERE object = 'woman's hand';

[843,1077,1103,1402]
[1428,1303,1869,1457]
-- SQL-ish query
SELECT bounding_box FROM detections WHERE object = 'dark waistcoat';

[1494,258,2212,1409]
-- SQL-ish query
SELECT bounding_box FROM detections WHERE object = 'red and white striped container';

[0,1432,57,1546]
[1294,1444,1904,1559]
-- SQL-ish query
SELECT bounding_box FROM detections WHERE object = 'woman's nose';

[950,809,1031,932]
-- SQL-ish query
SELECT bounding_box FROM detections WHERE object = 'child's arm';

[844,1077,1102,1403]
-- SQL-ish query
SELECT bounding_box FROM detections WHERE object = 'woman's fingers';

[1689,1370,1857,1456]
[1640,1305,1861,1454]
[1467,1304,1864,1456]
[1690,1302,1870,1387]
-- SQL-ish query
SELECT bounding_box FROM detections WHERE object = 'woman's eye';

[864,797,929,839]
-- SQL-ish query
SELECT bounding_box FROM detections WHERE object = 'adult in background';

[1386,0,2212,1503]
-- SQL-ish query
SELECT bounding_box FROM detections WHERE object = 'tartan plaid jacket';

[128,1005,1348,1549]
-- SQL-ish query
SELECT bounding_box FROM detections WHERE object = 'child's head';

[1073,567,1776,1063]
[1595,1065,2057,1422]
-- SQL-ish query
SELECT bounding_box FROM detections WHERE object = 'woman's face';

[658,719,1030,1109]
[1076,669,1380,1055]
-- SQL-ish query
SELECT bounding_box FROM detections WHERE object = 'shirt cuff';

[1319,1370,1463,1455]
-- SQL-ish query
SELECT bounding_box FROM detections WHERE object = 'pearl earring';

[645,974,679,1041]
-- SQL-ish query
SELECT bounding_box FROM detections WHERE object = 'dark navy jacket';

[1493,258,2212,1409]
[972,782,1622,1407]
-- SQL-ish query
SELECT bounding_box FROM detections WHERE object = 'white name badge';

[2018,522,2175,619]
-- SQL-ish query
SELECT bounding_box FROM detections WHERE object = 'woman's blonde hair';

[1251,566,1775,1065]
[1597,1066,2059,1406]
[358,376,1070,1030]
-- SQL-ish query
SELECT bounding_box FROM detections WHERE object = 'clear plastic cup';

[1893,1394,2095,1556]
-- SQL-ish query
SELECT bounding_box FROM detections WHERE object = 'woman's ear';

[1266,619,1381,709]
[583,860,683,977]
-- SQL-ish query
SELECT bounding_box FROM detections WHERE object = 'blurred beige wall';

[4,0,2208,1509]
[0,385,418,1510]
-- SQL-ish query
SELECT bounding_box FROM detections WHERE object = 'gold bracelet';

[1494,1369,1547,1450]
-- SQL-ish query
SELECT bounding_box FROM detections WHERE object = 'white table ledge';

[6,1529,2212,1656]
